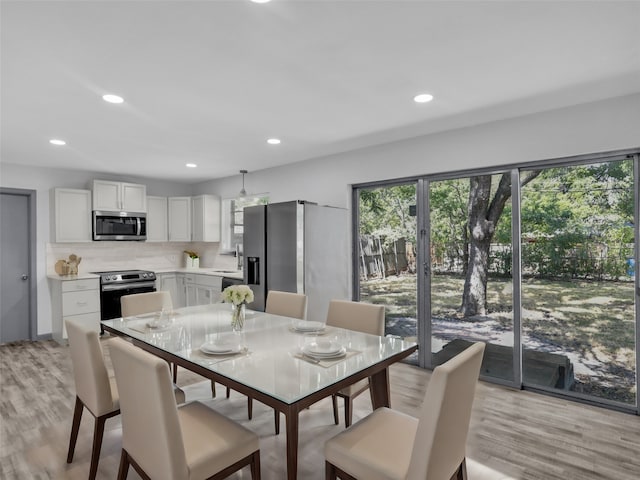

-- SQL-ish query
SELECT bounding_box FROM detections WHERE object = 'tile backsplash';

[46,241,225,274]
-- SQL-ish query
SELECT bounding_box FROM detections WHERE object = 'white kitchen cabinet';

[49,276,100,343]
[146,196,168,242]
[168,196,191,242]
[175,273,186,308]
[192,194,221,242]
[92,180,147,212]
[184,274,221,306]
[157,272,186,308]
[51,188,93,242]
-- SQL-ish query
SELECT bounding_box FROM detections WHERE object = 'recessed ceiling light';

[102,94,124,104]
[49,139,66,146]
[413,93,434,103]
[185,163,197,168]
[267,138,281,145]
[251,0,271,3]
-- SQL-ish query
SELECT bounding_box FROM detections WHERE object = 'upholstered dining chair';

[325,299,385,427]
[120,290,173,318]
[65,318,185,480]
[324,341,486,480]
[121,290,218,397]
[230,290,308,434]
[265,290,308,320]
[109,337,261,480]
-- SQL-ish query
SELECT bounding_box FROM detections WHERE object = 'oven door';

[100,281,156,320]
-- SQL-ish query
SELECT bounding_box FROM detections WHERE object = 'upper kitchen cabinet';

[92,180,147,212]
[146,196,168,242]
[168,196,191,241]
[192,194,220,242]
[51,188,92,242]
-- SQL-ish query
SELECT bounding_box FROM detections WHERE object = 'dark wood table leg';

[285,406,299,480]
[369,367,391,408]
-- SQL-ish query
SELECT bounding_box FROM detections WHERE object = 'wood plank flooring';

[1,338,639,479]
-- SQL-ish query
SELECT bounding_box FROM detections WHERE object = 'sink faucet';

[235,244,243,271]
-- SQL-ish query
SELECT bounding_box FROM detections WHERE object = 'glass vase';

[231,303,246,332]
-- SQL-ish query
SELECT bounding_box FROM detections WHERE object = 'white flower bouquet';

[222,284,254,306]
[222,285,254,331]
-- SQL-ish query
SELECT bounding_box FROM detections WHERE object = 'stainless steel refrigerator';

[243,200,349,323]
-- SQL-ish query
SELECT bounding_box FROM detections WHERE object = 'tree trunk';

[461,176,494,317]
[461,171,541,317]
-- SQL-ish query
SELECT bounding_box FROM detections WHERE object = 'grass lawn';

[360,273,637,404]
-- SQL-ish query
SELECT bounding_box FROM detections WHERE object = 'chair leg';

[250,450,261,479]
[344,397,354,428]
[331,394,339,425]
[274,409,280,435]
[226,386,231,398]
[248,396,253,420]
[325,461,337,480]
[172,363,178,383]
[88,414,108,480]
[66,396,84,463]
[454,458,468,480]
[117,449,130,480]
[210,380,216,398]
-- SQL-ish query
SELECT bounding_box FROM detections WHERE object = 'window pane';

[520,160,636,405]
[429,174,514,382]
[356,184,418,364]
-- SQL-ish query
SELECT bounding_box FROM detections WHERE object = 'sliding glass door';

[354,183,418,364]
[428,174,515,383]
[353,150,639,410]
[520,159,636,405]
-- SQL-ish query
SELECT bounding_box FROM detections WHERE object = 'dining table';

[101,302,418,480]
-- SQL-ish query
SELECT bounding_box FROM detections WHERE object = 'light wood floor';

[1,338,640,479]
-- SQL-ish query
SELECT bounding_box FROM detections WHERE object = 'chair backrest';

[407,341,486,480]
[65,318,116,417]
[325,299,385,335]
[265,290,308,320]
[109,338,188,480]
[121,291,173,317]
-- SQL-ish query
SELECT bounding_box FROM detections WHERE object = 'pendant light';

[239,169,248,196]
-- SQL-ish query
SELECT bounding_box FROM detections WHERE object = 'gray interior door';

[1,191,32,342]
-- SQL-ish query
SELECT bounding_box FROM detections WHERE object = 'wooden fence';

[359,236,414,279]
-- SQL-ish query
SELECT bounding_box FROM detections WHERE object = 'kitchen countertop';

[46,269,243,281]
[47,273,100,281]
[154,268,243,280]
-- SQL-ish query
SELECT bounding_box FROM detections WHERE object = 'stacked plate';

[302,341,346,360]
[292,320,326,333]
[200,341,240,355]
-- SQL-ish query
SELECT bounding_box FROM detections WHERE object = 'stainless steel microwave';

[93,210,147,241]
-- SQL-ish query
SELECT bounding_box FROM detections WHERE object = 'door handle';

[21,274,29,281]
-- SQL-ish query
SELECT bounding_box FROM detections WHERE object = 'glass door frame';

[418,170,522,388]
[352,148,640,413]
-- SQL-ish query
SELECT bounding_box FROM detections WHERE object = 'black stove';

[93,269,156,286]
[92,269,157,320]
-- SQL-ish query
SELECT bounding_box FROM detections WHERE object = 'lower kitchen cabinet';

[185,274,221,306]
[49,276,100,343]
[157,272,186,309]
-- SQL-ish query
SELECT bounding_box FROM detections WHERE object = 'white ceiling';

[2,1,639,183]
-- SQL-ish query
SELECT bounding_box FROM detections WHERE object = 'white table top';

[102,303,417,404]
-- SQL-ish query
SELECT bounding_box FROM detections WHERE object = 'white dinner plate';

[200,341,240,355]
[293,321,325,333]
[302,347,347,360]
[303,341,346,358]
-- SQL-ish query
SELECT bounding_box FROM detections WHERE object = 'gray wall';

[194,94,640,208]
